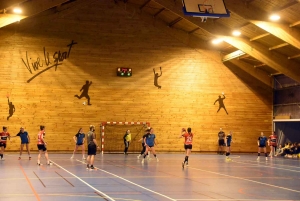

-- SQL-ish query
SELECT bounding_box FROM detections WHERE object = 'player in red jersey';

[0,126,10,160]
[179,127,193,169]
[37,125,52,165]
[268,131,277,158]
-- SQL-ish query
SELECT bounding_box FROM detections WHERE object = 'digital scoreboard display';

[117,68,132,77]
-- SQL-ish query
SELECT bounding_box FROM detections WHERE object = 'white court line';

[51,160,115,201]
[76,159,176,201]
[238,159,300,169]
[188,166,300,194]
[232,160,300,173]
[176,199,299,201]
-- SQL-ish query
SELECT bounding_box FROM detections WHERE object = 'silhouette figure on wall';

[7,97,15,120]
[214,93,228,115]
[74,80,92,105]
[153,67,162,89]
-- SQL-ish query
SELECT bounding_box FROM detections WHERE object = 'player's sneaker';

[86,164,90,169]
[90,166,95,170]
[18,157,21,160]
[182,162,185,168]
[37,162,41,166]
[256,157,260,160]
[70,156,74,159]
[141,159,144,164]
[82,157,86,160]
[137,155,141,159]
[185,162,189,166]
[47,162,53,165]
[265,157,268,161]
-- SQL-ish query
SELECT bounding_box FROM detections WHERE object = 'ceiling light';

[212,38,223,44]
[269,14,280,21]
[232,30,241,36]
[13,7,22,14]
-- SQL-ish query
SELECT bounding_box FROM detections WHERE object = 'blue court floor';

[0,153,299,201]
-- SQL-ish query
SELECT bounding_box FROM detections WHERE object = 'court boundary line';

[51,160,115,201]
[188,166,300,194]
[232,160,300,173]
[19,164,41,201]
[76,159,176,201]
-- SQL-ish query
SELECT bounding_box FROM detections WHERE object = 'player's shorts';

[88,144,97,155]
[147,145,154,148]
[76,143,83,146]
[258,144,266,148]
[184,144,192,150]
[37,144,47,151]
[0,142,7,148]
[21,142,29,144]
[269,144,277,147]
[218,139,225,146]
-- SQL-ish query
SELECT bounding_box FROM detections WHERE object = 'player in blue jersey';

[141,128,159,163]
[71,128,86,160]
[14,127,31,160]
[257,132,268,160]
[225,131,233,161]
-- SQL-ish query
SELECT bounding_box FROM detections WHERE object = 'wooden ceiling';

[1,0,300,87]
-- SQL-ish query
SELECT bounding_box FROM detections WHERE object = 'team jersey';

[145,133,156,147]
[268,134,277,146]
[182,132,193,145]
[87,131,95,145]
[0,132,10,143]
[37,130,45,145]
[226,135,232,146]
[16,131,29,143]
[75,133,85,144]
[218,131,225,140]
[258,136,268,146]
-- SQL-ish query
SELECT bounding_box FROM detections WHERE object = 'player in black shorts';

[225,131,233,161]
[137,128,149,159]
[217,128,225,155]
[86,125,99,170]
[257,132,268,160]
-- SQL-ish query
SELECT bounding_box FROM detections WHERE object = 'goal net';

[100,122,150,153]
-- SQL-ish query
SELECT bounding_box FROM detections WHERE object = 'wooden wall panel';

[0,0,272,153]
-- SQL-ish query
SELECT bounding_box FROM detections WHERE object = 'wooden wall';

[0,1,272,153]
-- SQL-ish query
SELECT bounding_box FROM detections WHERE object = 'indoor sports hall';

[0,0,300,200]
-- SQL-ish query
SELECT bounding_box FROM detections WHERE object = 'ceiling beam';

[254,63,267,68]
[168,17,182,27]
[290,20,300,28]
[153,7,165,17]
[269,43,289,51]
[272,0,300,12]
[224,59,272,87]
[0,0,74,29]
[140,0,151,10]
[221,36,300,82]
[288,54,300,60]
[251,20,300,50]
[249,33,270,41]
[222,50,245,62]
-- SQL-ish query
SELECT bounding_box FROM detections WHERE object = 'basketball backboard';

[182,0,230,18]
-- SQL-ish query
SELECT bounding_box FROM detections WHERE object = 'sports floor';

[0,153,299,201]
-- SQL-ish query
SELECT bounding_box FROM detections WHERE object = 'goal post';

[100,121,150,154]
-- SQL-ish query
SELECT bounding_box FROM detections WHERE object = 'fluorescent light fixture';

[232,30,241,36]
[212,38,223,44]
[13,7,22,14]
[269,14,280,21]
